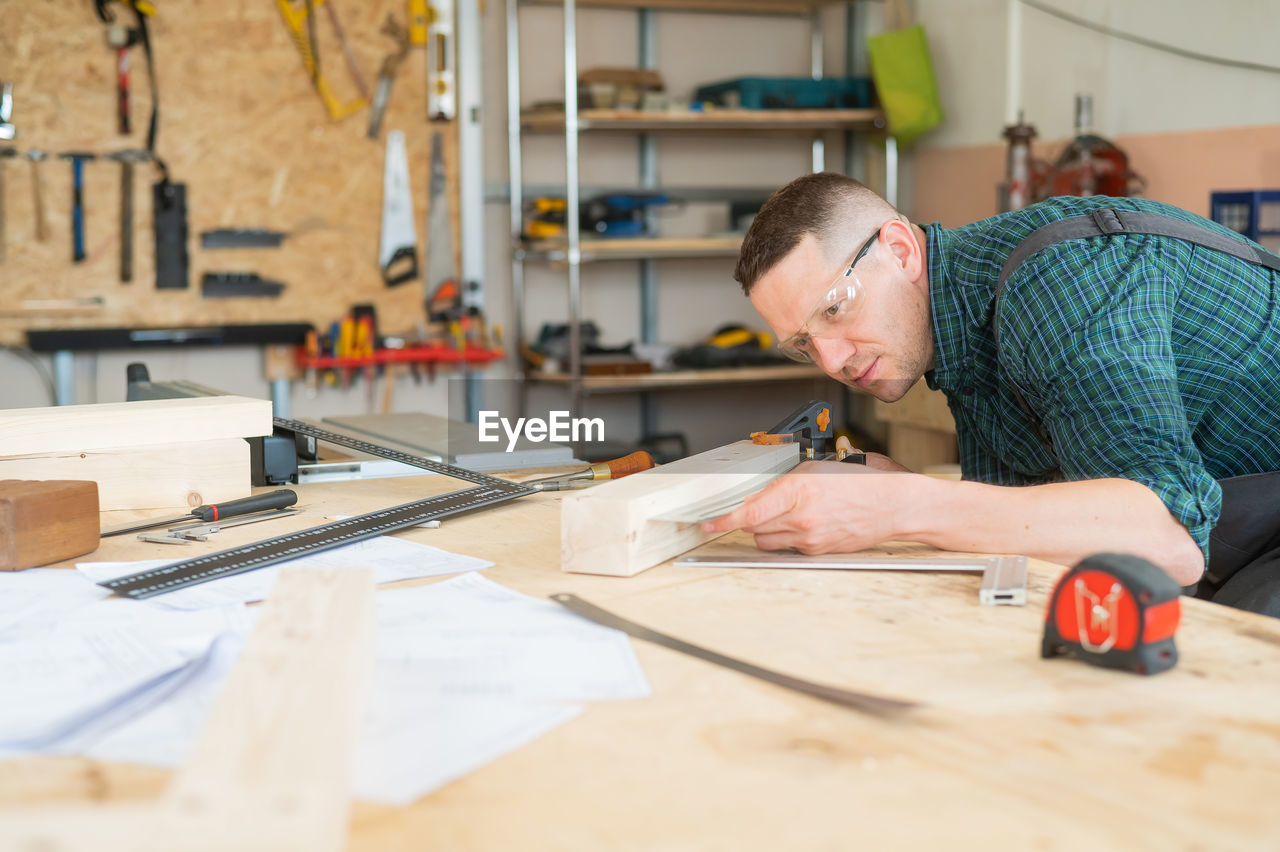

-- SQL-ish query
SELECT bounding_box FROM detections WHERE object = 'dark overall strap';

[991,208,1280,463]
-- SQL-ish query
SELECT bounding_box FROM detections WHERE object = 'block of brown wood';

[561,440,798,577]
[0,480,100,571]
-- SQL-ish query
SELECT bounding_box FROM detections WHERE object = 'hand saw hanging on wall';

[380,129,418,287]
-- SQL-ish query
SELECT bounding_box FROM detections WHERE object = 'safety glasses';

[776,227,881,364]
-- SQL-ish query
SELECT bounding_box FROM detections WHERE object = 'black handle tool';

[101,489,299,538]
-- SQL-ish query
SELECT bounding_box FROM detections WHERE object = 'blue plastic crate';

[693,76,874,110]
[1210,190,1280,241]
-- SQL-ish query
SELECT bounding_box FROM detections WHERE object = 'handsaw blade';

[379,129,418,286]
[549,593,918,716]
[424,131,455,294]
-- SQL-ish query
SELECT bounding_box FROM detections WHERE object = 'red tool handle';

[190,489,298,521]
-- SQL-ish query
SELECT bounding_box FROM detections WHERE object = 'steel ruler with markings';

[676,554,1029,606]
[102,418,534,600]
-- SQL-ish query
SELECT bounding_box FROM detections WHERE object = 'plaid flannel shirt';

[924,195,1280,556]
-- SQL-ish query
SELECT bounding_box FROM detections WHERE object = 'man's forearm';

[896,476,1206,585]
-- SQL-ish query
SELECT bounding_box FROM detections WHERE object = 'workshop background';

[3,0,1280,456]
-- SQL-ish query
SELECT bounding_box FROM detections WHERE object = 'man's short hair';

[734,172,896,295]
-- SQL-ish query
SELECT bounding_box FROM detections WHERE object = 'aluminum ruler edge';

[103,419,534,599]
[676,554,1028,607]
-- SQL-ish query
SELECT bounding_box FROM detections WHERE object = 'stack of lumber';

[0,397,273,510]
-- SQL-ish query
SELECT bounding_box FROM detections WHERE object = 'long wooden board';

[0,567,375,852]
[0,438,251,511]
[561,440,798,577]
[0,396,272,458]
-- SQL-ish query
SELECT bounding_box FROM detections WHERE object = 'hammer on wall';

[60,151,97,263]
[106,149,150,281]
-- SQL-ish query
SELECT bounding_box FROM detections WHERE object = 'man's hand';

[702,461,913,554]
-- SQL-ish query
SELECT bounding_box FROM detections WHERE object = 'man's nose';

[810,336,852,375]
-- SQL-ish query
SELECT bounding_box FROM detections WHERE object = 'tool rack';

[504,0,897,441]
[296,343,504,371]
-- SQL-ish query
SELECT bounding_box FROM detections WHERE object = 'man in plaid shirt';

[707,172,1280,616]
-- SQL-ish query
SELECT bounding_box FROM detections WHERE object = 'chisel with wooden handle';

[527,451,655,491]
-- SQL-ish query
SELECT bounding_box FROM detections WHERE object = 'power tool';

[580,193,670,237]
[1042,553,1181,676]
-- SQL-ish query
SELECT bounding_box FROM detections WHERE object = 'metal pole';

[505,0,529,418]
[638,7,658,438]
[564,0,583,416]
[53,350,75,405]
[459,0,484,422]
[884,135,898,208]
[810,8,824,173]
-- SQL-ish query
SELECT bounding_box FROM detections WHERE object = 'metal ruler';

[102,418,533,600]
[676,554,1028,606]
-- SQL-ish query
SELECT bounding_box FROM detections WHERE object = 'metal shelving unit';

[505,0,897,435]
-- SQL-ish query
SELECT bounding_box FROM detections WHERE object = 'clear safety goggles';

[776,230,879,364]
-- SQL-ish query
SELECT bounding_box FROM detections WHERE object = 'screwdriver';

[100,489,299,538]
[527,451,655,491]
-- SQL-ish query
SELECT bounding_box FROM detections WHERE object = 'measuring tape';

[102,418,533,600]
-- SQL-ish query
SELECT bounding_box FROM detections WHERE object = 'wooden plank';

[0,396,273,458]
[0,439,252,511]
[0,567,375,852]
[0,480,99,571]
[561,440,798,577]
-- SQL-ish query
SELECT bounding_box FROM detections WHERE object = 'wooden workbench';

[4,472,1280,850]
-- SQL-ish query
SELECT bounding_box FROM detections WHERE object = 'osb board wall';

[0,0,458,347]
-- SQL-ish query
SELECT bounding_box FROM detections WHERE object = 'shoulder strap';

[990,208,1280,465]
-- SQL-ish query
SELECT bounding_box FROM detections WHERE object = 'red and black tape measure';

[1042,553,1182,676]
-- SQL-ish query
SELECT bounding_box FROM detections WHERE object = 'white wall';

[917,0,1280,149]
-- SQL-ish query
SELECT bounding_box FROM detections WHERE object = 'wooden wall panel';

[0,0,458,346]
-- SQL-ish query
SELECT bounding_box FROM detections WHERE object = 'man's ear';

[882,218,922,279]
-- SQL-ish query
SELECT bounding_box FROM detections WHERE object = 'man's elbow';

[1153,531,1206,587]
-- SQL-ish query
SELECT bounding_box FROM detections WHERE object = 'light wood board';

[0,438,251,510]
[0,396,271,457]
[561,440,799,576]
[0,567,375,852]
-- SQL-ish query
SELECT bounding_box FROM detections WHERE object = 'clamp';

[751,400,866,463]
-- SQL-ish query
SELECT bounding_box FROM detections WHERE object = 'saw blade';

[379,128,418,286]
[424,130,455,293]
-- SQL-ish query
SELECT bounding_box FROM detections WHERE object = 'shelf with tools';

[528,364,828,393]
[506,0,892,449]
[523,0,836,13]
[520,107,885,133]
[296,345,504,371]
[520,235,743,263]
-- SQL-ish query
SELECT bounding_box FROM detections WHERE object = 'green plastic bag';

[867,9,944,149]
